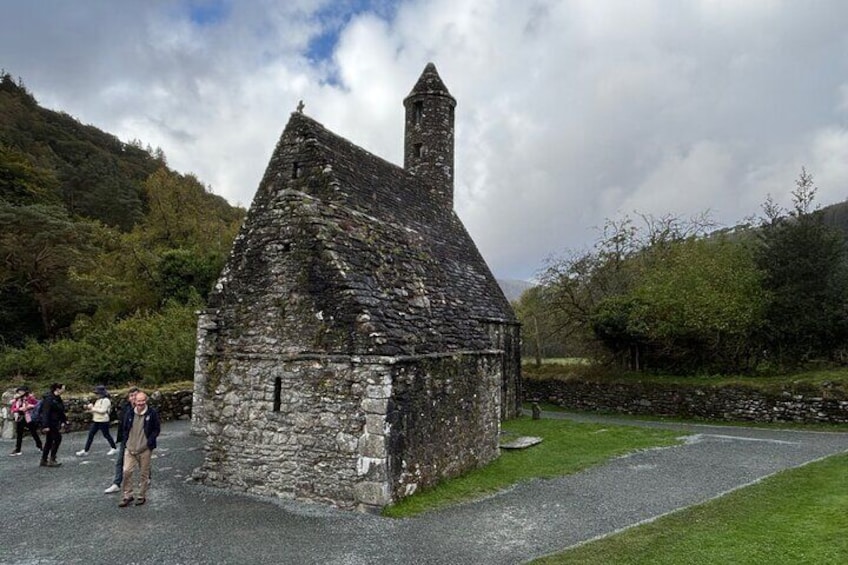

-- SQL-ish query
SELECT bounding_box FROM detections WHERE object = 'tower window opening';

[292,162,302,179]
[413,101,423,125]
[413,143,423,158]
[273,377,282,412]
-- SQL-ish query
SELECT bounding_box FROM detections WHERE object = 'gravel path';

[2,414,846,564]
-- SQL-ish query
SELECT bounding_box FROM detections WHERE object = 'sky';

[2,0,848,281]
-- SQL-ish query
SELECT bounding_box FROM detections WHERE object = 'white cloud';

[810,127,848,203]
[622,141,736,217]
[2,0,847,280]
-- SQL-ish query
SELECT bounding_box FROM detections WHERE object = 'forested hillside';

[0,73,245,388]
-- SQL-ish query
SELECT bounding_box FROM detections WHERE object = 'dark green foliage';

[0,144,61,205]
[755,169,848,367]
[0,300,199,387]
[591,295,650,369]
[0,285,43,346]
[0,202,103,339]
[0,71,156,227]
[58,147,144,230]
[156,249,222,303]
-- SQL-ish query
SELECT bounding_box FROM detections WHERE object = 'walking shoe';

[107,448,117,456]
[104,484,120,494]
[118,497,134,507]
[39,460,47,467]
[75,450,89,457]
[46,460,62,467]
[9,451,21,456]
[134,497,146,506]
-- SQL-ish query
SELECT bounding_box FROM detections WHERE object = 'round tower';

[403,63,457,209]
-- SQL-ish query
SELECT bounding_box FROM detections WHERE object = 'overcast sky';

[3,0,848,281]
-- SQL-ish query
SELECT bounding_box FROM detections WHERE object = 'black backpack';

[30,399,44,427]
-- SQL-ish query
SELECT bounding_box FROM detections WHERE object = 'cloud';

[810,127,848,203]
[2,0,847,280]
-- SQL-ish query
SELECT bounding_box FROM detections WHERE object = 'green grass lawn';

[532,453,848,564]
[382,417,682,518]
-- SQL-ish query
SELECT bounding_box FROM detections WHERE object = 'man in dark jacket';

[40,383,67,467]
[104,386,138,494]
[118,391,161,507]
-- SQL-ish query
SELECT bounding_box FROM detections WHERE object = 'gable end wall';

[386,353,502,500]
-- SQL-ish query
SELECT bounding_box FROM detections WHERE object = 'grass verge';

[382,416,682,518]
[532,453,848,564]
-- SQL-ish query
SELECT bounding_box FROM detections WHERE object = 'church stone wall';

[192,355,391,511]
[387,353,502,500]
[484,321,523,420]
[192,344,505,510]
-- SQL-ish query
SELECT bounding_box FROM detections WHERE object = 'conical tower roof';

[405,62,455,101]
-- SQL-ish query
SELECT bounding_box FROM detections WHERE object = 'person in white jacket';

[76,385,118,456]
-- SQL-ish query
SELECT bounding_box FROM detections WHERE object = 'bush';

[0,299,199,391]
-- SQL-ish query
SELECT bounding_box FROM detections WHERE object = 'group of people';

[9,383,161,507]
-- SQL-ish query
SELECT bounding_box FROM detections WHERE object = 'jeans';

[83,421,117,451]
[41,428,62,462]
[112,441,126,486]
[14,419,43,452]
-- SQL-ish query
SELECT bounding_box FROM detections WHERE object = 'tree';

[0,144,61,206]
[514,285,572,364]
[89,168,243,313]
[156,248,222,304]
[625,236,764,372]
[538,213,718,366]
[0,203,102,338]
[755,168,848,366]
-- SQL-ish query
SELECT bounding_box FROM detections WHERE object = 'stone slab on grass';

[499,436,543,449]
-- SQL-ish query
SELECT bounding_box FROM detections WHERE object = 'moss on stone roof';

[208,111,515,357]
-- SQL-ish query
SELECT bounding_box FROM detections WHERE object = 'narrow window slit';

[273,377,282,412]
[413,101,423,125]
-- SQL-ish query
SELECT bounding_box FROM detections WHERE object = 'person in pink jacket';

[9,386,43,456]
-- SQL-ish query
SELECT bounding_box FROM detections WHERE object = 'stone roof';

[209,112,516,357]
[406,62,455,102]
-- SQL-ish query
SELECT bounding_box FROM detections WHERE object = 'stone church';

[192,63,521,512]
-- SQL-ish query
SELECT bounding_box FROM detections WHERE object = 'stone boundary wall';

[0,389,192,439]
[523,378,848,424]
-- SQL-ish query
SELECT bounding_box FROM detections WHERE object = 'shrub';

[0,299,199,390]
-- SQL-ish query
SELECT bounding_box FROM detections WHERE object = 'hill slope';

[498,278,534,302]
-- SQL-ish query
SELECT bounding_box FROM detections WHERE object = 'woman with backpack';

[8,386,43,456]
